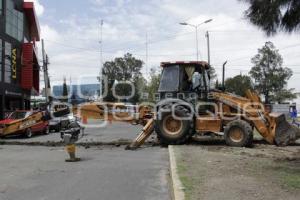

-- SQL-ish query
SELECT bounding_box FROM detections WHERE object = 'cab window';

[158,65,180,92]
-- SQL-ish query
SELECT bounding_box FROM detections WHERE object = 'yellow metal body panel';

[211,90,282,144]
[196,116,222,133]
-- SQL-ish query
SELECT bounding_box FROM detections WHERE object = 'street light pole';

[195,26,199,61]
[205,31,210,65]
[99,20,104,101]
[180,19,213,61]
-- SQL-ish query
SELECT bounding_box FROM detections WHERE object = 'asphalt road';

[0,121,147,144]
[1,120,299,146]
[0,145,170,200]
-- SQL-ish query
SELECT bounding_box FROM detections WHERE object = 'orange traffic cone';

[82,116,88,124]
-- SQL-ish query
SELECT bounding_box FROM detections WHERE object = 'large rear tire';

[224,120,253,147]
[155,110,193,145]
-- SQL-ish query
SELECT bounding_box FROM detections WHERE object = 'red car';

[0,110,49,138]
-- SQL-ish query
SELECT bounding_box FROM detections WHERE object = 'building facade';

[0,0,40,119]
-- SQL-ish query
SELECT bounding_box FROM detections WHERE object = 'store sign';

[11,48,17,79]
[5,90,22,97]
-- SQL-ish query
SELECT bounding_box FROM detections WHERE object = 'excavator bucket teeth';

[125,119,154,150]
[274,114,300,146]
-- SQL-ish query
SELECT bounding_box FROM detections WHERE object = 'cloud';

[24,0,44,16]
[40,25,60,41]
[38,0,300,103]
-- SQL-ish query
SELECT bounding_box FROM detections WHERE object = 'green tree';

[240,0,300,35]
[208,67,217,81]
[273,88,299,103]
[102,53,144,103]
[131,76,147,103]
[250,41,297,103]
[225,75,253,97]
[144,68,161,102]
[61,77,68,102]
[215,79,220,89]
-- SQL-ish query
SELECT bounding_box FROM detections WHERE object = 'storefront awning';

[23,2,40,41]
[21,43,40,94]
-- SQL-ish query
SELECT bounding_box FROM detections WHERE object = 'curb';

[169,145,185,200]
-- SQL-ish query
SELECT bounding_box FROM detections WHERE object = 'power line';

[44,39,198,58]
[44,30,300,68]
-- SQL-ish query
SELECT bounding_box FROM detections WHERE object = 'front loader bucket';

[274,114,300,146]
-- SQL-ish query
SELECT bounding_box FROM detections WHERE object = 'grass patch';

[176,148,195,200]
[273,163,300,189]
[260,159,300,190]
[282,172,300,189]
[179,175,194,200]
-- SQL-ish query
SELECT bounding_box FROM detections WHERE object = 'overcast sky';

[28,0,300,103]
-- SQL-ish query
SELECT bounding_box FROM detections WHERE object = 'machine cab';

[158,61,211,100]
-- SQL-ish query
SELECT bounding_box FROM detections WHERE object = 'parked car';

[49,116,70,132]
[0,110,49,138]
[51,102,70,117]
[49,114,77,132]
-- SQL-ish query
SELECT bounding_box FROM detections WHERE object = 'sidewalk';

[172,144,300,200]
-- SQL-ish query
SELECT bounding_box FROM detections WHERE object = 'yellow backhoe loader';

[77,61,300,149]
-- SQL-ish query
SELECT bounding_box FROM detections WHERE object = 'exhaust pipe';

[222,61,227,91]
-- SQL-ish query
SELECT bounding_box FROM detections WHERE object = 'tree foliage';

[144,68,161,102]
[273,88,299,103]
[241,0,300,35]
[225,75,253,97]
[250,41,297,103]
[208,67,217,81]
[101,53,144,103]
[61,77,68,102]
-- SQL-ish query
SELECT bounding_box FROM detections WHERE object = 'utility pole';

[265,52,270,104]
[205,31,211,65]
[42,39,50,104]
[146,32,149,76]
[99,20,104,101]
[46,55,51,102]
[195,27,199,61]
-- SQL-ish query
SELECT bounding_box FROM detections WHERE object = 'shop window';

[4,42,11,84]
[0,0,3,15]
[5,0,24,42]
[0,39,2,82]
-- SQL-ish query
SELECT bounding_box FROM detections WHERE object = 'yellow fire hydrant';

[65,144,80,162]
[63,131,81,162]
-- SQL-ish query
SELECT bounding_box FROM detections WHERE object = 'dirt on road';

[175,141,300,200]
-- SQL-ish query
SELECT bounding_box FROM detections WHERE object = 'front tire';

[44,126,50,135]
[25,129,33,138]
[224,120,253,147]
[155,111,193,145]
[55,124,61,132]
